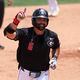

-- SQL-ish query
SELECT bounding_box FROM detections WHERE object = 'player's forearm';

[4,8,26,36]
[55,48,60,59]
[4,13,20,35]
[10,23,18,30]
[52,47,60,59]
[49,47,60,70]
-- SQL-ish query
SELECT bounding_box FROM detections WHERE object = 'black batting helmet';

[32,8,49,30]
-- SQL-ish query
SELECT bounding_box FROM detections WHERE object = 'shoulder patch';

[46,37,54,47]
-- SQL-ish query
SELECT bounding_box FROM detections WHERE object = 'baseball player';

[4,8,60,80]
[48,0,60,16]
[0,0,5,49]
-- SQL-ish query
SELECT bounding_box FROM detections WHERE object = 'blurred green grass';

[58,0,80,4]
[5,0,80,6]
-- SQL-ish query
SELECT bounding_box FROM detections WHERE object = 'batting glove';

[49,57,57,70]
[13,8,26,25]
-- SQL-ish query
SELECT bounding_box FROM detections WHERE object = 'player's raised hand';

[17,8,26,20]
[13,8,26,25]
[16,8,26,20]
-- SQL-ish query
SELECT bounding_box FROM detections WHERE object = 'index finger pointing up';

[23,8,26,14]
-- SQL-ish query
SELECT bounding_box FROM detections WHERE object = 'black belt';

[20,66,41,78]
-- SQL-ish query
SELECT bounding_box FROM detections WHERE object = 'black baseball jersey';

[15,27,60,72]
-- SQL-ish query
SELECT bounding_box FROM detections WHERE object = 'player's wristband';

[13,18,20,25]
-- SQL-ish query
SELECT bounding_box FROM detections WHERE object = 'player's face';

[34,18,48,35]
[36,17,47,26]
[34,18,47,35]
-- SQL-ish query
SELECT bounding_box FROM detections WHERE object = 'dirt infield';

[0,4,80,80]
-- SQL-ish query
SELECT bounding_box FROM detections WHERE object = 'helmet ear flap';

[47,18,49,25]
[32,18,36,27]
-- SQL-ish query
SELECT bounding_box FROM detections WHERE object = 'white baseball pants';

[48,0,59,12]
[18,67,49,80]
